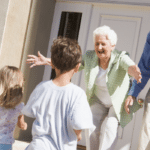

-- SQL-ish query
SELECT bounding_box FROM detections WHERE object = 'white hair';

[93,25,118,46]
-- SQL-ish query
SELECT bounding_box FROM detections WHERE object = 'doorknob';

[137,98,144,108]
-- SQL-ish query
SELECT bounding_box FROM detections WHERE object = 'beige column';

[0,0,34,141]
[0,0,56,141]
[15,0,56,141]
[16,0,43,140]
[0,0,32,68]
[0,0,43,140]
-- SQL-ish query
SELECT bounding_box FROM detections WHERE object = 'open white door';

[44,1,150,150]
[82,3,150,150]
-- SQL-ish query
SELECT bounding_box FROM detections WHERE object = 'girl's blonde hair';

[0,66,24,109]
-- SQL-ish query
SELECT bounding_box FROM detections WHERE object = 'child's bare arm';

[17,115,27,130]
[74,129,82,141]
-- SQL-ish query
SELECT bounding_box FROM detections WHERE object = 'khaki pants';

[138,89,150,150]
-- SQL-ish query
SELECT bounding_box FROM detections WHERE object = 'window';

[51,12,82,79]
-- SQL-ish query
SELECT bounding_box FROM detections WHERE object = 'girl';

[0,66,27,150]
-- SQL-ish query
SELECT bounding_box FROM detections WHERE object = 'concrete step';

[13,140,29,150]
[13,140,84,150]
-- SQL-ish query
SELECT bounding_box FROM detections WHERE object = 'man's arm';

[125,31,150,114]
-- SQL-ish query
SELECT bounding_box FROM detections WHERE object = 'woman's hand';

[124,95,135,114]
[128,65,142,83]
[26,51,51,68]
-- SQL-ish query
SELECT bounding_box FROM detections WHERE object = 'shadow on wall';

[14,0,56,141]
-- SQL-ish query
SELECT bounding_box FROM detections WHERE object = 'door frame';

[42,2,92,84]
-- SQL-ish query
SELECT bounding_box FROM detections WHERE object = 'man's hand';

[26,51,51,68]
[124,96,135,114]
[128,65,142,83]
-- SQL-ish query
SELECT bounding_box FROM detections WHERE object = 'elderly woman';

[27,26,142,150]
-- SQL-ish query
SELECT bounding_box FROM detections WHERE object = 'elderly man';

[125,31,150,150]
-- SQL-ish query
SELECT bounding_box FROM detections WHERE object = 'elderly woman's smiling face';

[94,34,115,60]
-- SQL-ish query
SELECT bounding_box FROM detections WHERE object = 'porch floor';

[13,140,84,150]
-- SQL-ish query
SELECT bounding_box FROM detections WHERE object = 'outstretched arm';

[26,51,51,68]
[120,54,142,83]
[17,115,27,130]
[128,65,142,83]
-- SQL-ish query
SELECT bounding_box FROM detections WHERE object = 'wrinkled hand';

[26,51,50,68]
[128,65,142,83]
[124,96,135,114]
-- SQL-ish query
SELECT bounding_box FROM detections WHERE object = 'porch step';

[13,140,86,150]
[13,140,29,150]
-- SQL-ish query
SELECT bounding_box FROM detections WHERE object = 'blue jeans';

[0,144,12,150]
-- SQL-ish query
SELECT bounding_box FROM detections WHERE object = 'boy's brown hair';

[0,66,24,109]
[51,37,82,73]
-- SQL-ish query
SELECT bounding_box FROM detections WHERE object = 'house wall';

[17,0,56,141]
[0,0,9,49]
[0,0,32,68]
[0,0,56,141]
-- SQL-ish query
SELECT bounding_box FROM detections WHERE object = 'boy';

[22,37,95,150]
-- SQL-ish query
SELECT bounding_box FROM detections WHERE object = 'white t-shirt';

[22,80,94,150]
[94,67,112,108]
[0,102,24,144]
